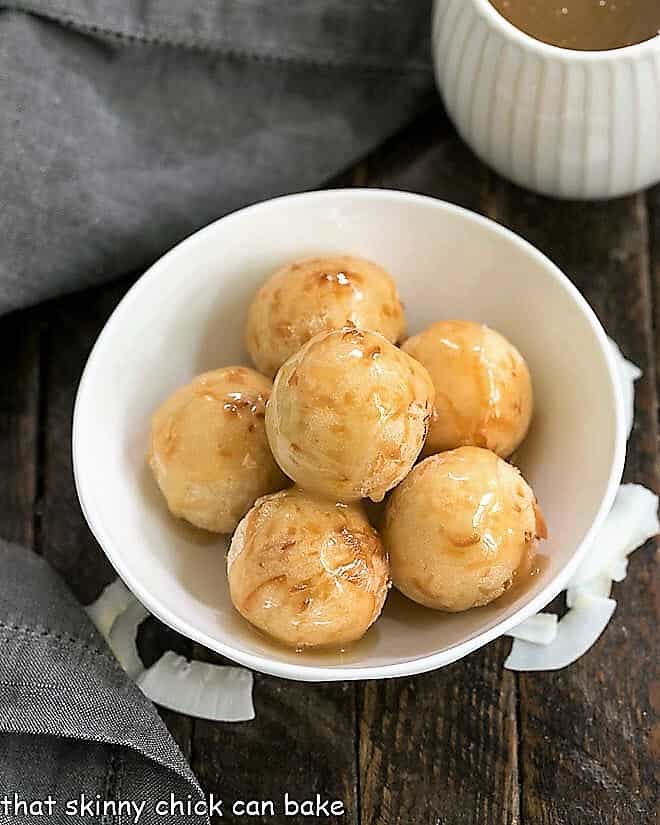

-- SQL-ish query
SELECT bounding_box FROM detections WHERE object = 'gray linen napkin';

[0,540,208,824]
[0,0,433,315]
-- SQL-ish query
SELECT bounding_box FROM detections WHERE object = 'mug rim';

[470,0,660,61]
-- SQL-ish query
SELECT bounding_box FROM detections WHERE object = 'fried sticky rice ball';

[228,487,390,648]
[149,367,287,532]
[246,255,406,377]
[383,447,547,612]
[402,320,533,458]
[266,327,434,502]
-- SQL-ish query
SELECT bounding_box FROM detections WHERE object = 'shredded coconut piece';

[506,613,558,645]
[137,651,255,722]
[85,585,254,720]
[505,595,616,671]
[85,578,134,640]
[506,346,656,671]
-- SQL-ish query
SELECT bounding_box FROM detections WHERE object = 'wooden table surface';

[2,103,658,825]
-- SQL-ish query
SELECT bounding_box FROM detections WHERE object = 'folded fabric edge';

[0,726,210,825]
[0,632,205,809]
[2,0,433,73]
[0,684,208,819]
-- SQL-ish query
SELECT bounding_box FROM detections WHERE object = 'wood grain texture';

[647,184,660,405]
[0,308,40,547]
[644,181,660,807]
[359,645,520,825]
[38,283,127,602]
[191,647,358,825]
[365,106,488,211]
[491,182,659,825]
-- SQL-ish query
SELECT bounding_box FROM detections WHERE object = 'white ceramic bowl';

[432,0,660,199]
[73,189,626,681]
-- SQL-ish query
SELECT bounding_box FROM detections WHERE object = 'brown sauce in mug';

[489,0,660,51]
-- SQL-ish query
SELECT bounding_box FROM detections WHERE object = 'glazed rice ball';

[227,487,390,648]
[148,367,287,533]
[383,447,547,612]
[266,326,435,502]
[402,320,533,458]
[246,255,406,377]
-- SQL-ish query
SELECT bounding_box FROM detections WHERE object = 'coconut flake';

[510,483,657,669]
[85,578,134,641]
[505,595,616,671]
[607,557,628,582]
[566,575,612,607]
[137,651,255,722]
[569,484,659,589]
[506,613,558,645]
[107,598,150,680]
[85,578,255,721]
[609,338,641,437]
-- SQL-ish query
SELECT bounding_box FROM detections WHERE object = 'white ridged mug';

[432,0,660,199]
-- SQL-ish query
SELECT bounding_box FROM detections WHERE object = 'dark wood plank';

[492,183,659,825]
[360,647,519,825]
[39,282,128,602]
[358,112,524,825]
[0,308,40,547]
[366,106,488,211]
[191,644,358,825]
[647,184,660,408]
[37,277,193,756]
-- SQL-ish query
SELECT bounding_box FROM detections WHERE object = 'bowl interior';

[74,190,623,680]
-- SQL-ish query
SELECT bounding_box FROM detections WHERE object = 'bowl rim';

[73,188,627,682]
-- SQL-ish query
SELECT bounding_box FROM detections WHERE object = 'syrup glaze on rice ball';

[149,367,287,533]
[227,487,390,648]
[402,320,533,458]
[266,326,434,502]
[383,446,547,612]
[246,255,406,377]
